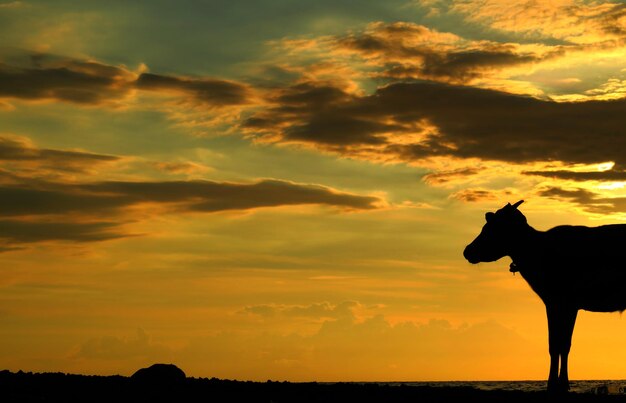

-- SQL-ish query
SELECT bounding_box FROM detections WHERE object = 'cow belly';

[576,282,626,312]
[580,300,626,313]
[523,269,626,312]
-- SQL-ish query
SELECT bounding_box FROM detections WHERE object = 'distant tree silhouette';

[464,201,626,393]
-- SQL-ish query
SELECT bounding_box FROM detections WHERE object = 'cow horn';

[512,200,524,209]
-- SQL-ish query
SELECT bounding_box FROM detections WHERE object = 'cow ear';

[485,212,495,222]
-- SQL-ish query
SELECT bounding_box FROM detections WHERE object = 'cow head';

[463,200,527,264]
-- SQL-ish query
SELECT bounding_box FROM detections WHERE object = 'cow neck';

[507,225,543,273]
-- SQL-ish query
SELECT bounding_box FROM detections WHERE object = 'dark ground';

[3,369,626,403]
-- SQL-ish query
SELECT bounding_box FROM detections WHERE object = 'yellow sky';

[3,0,626,381]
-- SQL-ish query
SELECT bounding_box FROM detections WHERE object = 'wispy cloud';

[0,137,384,249]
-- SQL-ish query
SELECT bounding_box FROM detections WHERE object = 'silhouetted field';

[4,368,626,403]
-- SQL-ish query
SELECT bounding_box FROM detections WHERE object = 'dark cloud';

[0,135,119,173]
[369,82,626,165]
[0,58,134,104]
[243,82,387,146]
[450,188,499,203]
[74,179,381,213]
[417,49,536,81]
[136,73,251,106]
[0,135,382,249]
[0,175,381,249]
[538,186,626,215]
[2,178,381,217]
[525,168,626,182]
[422,167,483,185]
[244,80,626,168]
[336,22,548,82]
[538,187,598,204]
[0,219,127,243]
[0,52,251,106]
[0,185,128,217]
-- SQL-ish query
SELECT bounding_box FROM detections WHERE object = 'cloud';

[0,177,381,246]
[151,161,213,175]
[0,56,136,104]
[0,134,119,174]
[240,301,359,319]
[431,0,626,45]
[0,137,383,249]
[422,167,484,185]
[136,73,251,106]
[450,188,501,203]
[538,186,626,215]
[525,167,626,181]
[74,179,382,213]
[179,313,538,381]
[73,328,171,361]
[0,219,127,243]
[0,52,252,107]
[334,22,548,83]
[244,79,626,169]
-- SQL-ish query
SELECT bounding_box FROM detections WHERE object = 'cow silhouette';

[463,201,626,392]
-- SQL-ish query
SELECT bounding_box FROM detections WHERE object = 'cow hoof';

[547,379,569,394]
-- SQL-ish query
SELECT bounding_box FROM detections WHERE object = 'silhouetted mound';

[131,363,186,385]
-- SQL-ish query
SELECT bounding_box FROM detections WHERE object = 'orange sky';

[3,0,626,381]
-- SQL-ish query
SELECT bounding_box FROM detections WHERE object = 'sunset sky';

[4,0,626,381]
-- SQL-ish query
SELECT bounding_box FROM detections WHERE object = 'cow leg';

[558,309,578,391]
[546,305,577,393]
[546,305,560,392]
